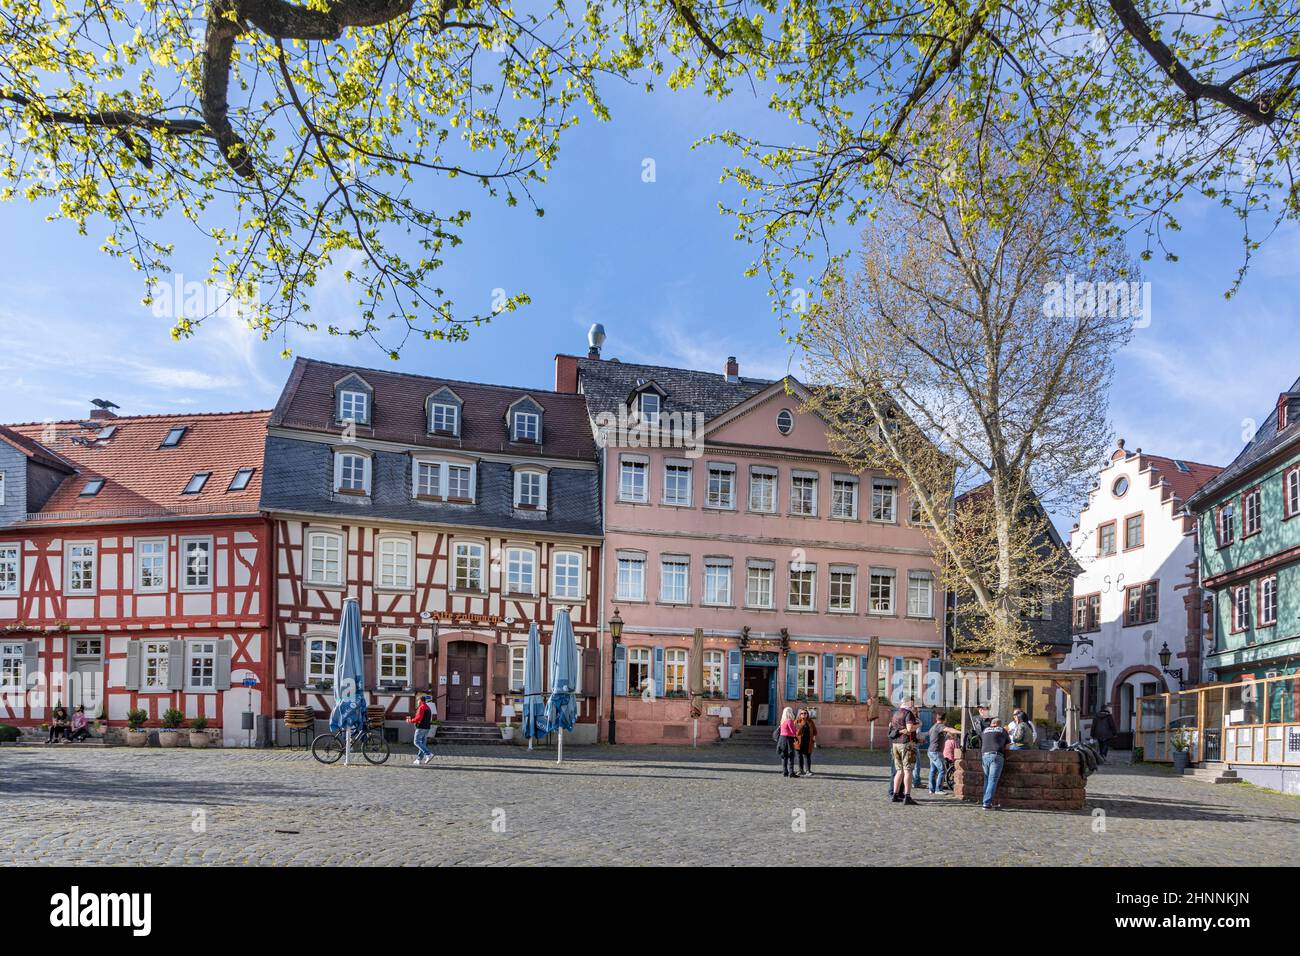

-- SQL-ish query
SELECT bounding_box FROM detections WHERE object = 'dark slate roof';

[1186,374,1300,509]
[271,357,597,462]
[0,425,77,472]
[259,436,601,537]
[575,356,772,421]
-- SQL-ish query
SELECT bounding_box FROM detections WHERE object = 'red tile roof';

[1135,454,1222,505]
[3,410,269,524]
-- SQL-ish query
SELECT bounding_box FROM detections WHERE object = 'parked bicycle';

[311,725,390,765]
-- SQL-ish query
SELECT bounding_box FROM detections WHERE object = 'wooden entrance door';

[446,641,488,721]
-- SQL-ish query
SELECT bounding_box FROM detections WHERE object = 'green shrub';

[160,707,184,729]
[0,725,19,743]
[126,708,148,730]
[190,716,208,732]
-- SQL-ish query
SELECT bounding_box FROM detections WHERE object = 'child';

[942,727,959,790]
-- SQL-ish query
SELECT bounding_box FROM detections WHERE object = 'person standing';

[406,693,435,766]
[926,715,950,795]
[889,700,922,805]
[777,707,798,778]
[980,717,1011,810]
[794,709,818,777]
[1091,706,1117,758]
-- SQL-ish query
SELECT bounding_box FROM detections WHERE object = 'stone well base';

[954,749,1086,811]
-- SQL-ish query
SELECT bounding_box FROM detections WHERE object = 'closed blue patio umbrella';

[521,622,546,750]
[328,597,367,764]
[543,606,579,764]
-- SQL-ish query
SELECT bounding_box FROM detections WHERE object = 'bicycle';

[311,725,390,765]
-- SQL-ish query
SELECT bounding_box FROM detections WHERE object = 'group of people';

[44,704,92,744]
[775,707,819,777]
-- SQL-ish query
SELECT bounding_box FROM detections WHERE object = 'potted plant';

[718,723,734,740]
[158,707,184,747]
[126,708,149,747]
[1131,745,1144,764]
[498,722,515,741]
[1170,728,1192,772]
[189,716,212,749]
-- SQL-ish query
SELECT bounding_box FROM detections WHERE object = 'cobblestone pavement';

[2,744,1297,866]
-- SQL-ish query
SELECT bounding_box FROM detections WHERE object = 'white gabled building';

[1059,440,1222,745]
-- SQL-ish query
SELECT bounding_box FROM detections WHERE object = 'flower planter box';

[126,729,149,748]
[158,729,183,748]
[189,731,212,749]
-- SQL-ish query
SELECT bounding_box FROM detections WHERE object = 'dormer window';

[513,410,540,443]
[411,456,475,503]
[334,451,371,496]
[339,389,368,424]
[640,393,660,426]
[430,402,459,435]
[514,468,548,510]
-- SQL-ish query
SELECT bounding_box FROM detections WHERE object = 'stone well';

[953,749,1086,811]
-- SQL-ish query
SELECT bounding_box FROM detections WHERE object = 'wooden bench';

[284,707,315,749]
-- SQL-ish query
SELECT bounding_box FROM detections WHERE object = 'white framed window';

[412,458,475,502]
[1233,584,1251,631]
[663,461,693,506]
[514,469,546,510]
[334,452,370,494]
[831,476,859,519]
[776,409,795,435]
[339,389,369,423]
[307,637,338,686]
[829,566,857,612]
[901,658,922,701]
[1243,489,1261,536]
[1259,575,1278,627]
[186,640,217,692]
[907,571,934,617]
[66,542,96,595]
[746,560,774,608]
[664,647,687,693]
[446,464,473,500]
[0,641,23,690]
[660,555,690,604]
[429,402,459,435]
[135,538,167,593]
[552,550,583,600]
[788,563,815,610]
[627,647,652,696]
[616,552,646,601]
[378,640,411,686]
[306,531,344,587]
[1286,467,1300,517]
[706,464,736,509]
[704,558,732,606]
[0,471,5,505]
[639,393,661,426]
[703,649,724,693]
[834,655,857,699]
[790,472,818,516]
[513,410,540,442]
[505,547,537,595]
[869,567,896,614]
[748,467,777,513]
[142,641,170,689]
[797,653,818,698]
[453,541,485,591]
[179,536,212,591]
[0,544,18,597]
[909,495,930,525]
[377,536,413,590]
[619,457,648,503]
[509,644,527,691]
[871,478,897,522]
[414,460,440,497]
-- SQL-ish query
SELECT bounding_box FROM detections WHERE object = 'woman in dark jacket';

[794,709,818,777]
[1091,707,1117,757]
[47,705,70,743]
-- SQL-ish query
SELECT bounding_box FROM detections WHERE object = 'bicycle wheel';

[361,733,390,765]
[311,732,344,764]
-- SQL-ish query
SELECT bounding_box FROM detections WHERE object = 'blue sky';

[0,79,1296,506]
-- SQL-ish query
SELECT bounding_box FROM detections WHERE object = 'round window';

[1112,476,1129,497]
[776,409,794,435]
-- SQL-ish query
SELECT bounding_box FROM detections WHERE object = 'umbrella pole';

[556,728,563,764]
[344,728,350,767]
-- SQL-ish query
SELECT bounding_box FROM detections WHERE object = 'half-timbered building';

[261,358,603,744]
[0,408,271,743]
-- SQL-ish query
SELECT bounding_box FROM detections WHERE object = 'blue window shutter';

[727,649,742,699]
[926,657,942,708]
[653,646,665,697]
[613,644,627,697]
[858,656,870,703]
[892,655,905,706]
[785,652,797,700]
[822,653,835,702]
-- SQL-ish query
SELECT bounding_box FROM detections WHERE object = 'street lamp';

[1157,641,1185,689]
[607,608,623,745]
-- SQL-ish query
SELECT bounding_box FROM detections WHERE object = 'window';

[447,464,472,500]
[453,541,485,591]
[1285,467,1300,518]
[429,402,459,435]
[378,640,411,686]
[307,637,337,686]
[1097,521,1117,556]
[1259,575,1278,627]
[505,547,536,595]
[788,562,815,610]
[552,551,582,600]
[639,393,660,426]
[706,464,736,509]
[66,542,96,594]
[80,478,105,497]
[377,537,412,589]
[414,460,440,497]
[228,468,255,492]
[512,410,540,442]
[1124,581,1158,626]
[901,658,921,701]
[660,556,690,603]
[135,539,167,593]
[663,461,692,506]
[412,459,475,501]
[746,561,774,608]
[870,479,897,522]
[834,656,857,699]
[160,426,187,448]
[142,641,170,689]
[0,642,22,689]
[515,470,545,509]
[1124,513,1144,550]
[703,650,724,694]
[339,389,368,423]
[616,553,646,601]
[869,568,895,614]
[704,558,732,606]
[619,458,648,503]
[182,472,210,495]
[627,647,651,696]
[790,473,817,516]
[776,409,794,435]
[797,653,817,698]
[335,453,369,495]
[664,648,687,693]
[907,571,934,617]
[180,537,212,590]
[306,531,344,587]
[187,641,217,691]
[831,477,859,519]
[1112,475,1129,497]
[748,468,777,513]
[1022,588,1053,621]
[829,566,857,612]
[1232,584,1251,632]
[1217,503,1235,547]
[1242,488,1261,537]
[509,644,526,691]
[0,544,18,597]
[0,472,4,505]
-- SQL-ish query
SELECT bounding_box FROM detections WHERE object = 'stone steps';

[722,726,777,746]
[1184,765,1242,784]
[435,723,509,745]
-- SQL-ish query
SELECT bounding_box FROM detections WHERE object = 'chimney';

[725,356,739,383]
[587,323,606,360]
[555,355,579,394]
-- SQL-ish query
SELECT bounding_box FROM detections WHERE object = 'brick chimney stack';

[725,356,739,383]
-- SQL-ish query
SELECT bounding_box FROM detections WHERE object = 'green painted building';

[1187,383,1300,682]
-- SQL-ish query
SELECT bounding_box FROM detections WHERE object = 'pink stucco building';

[556,342,946,746]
